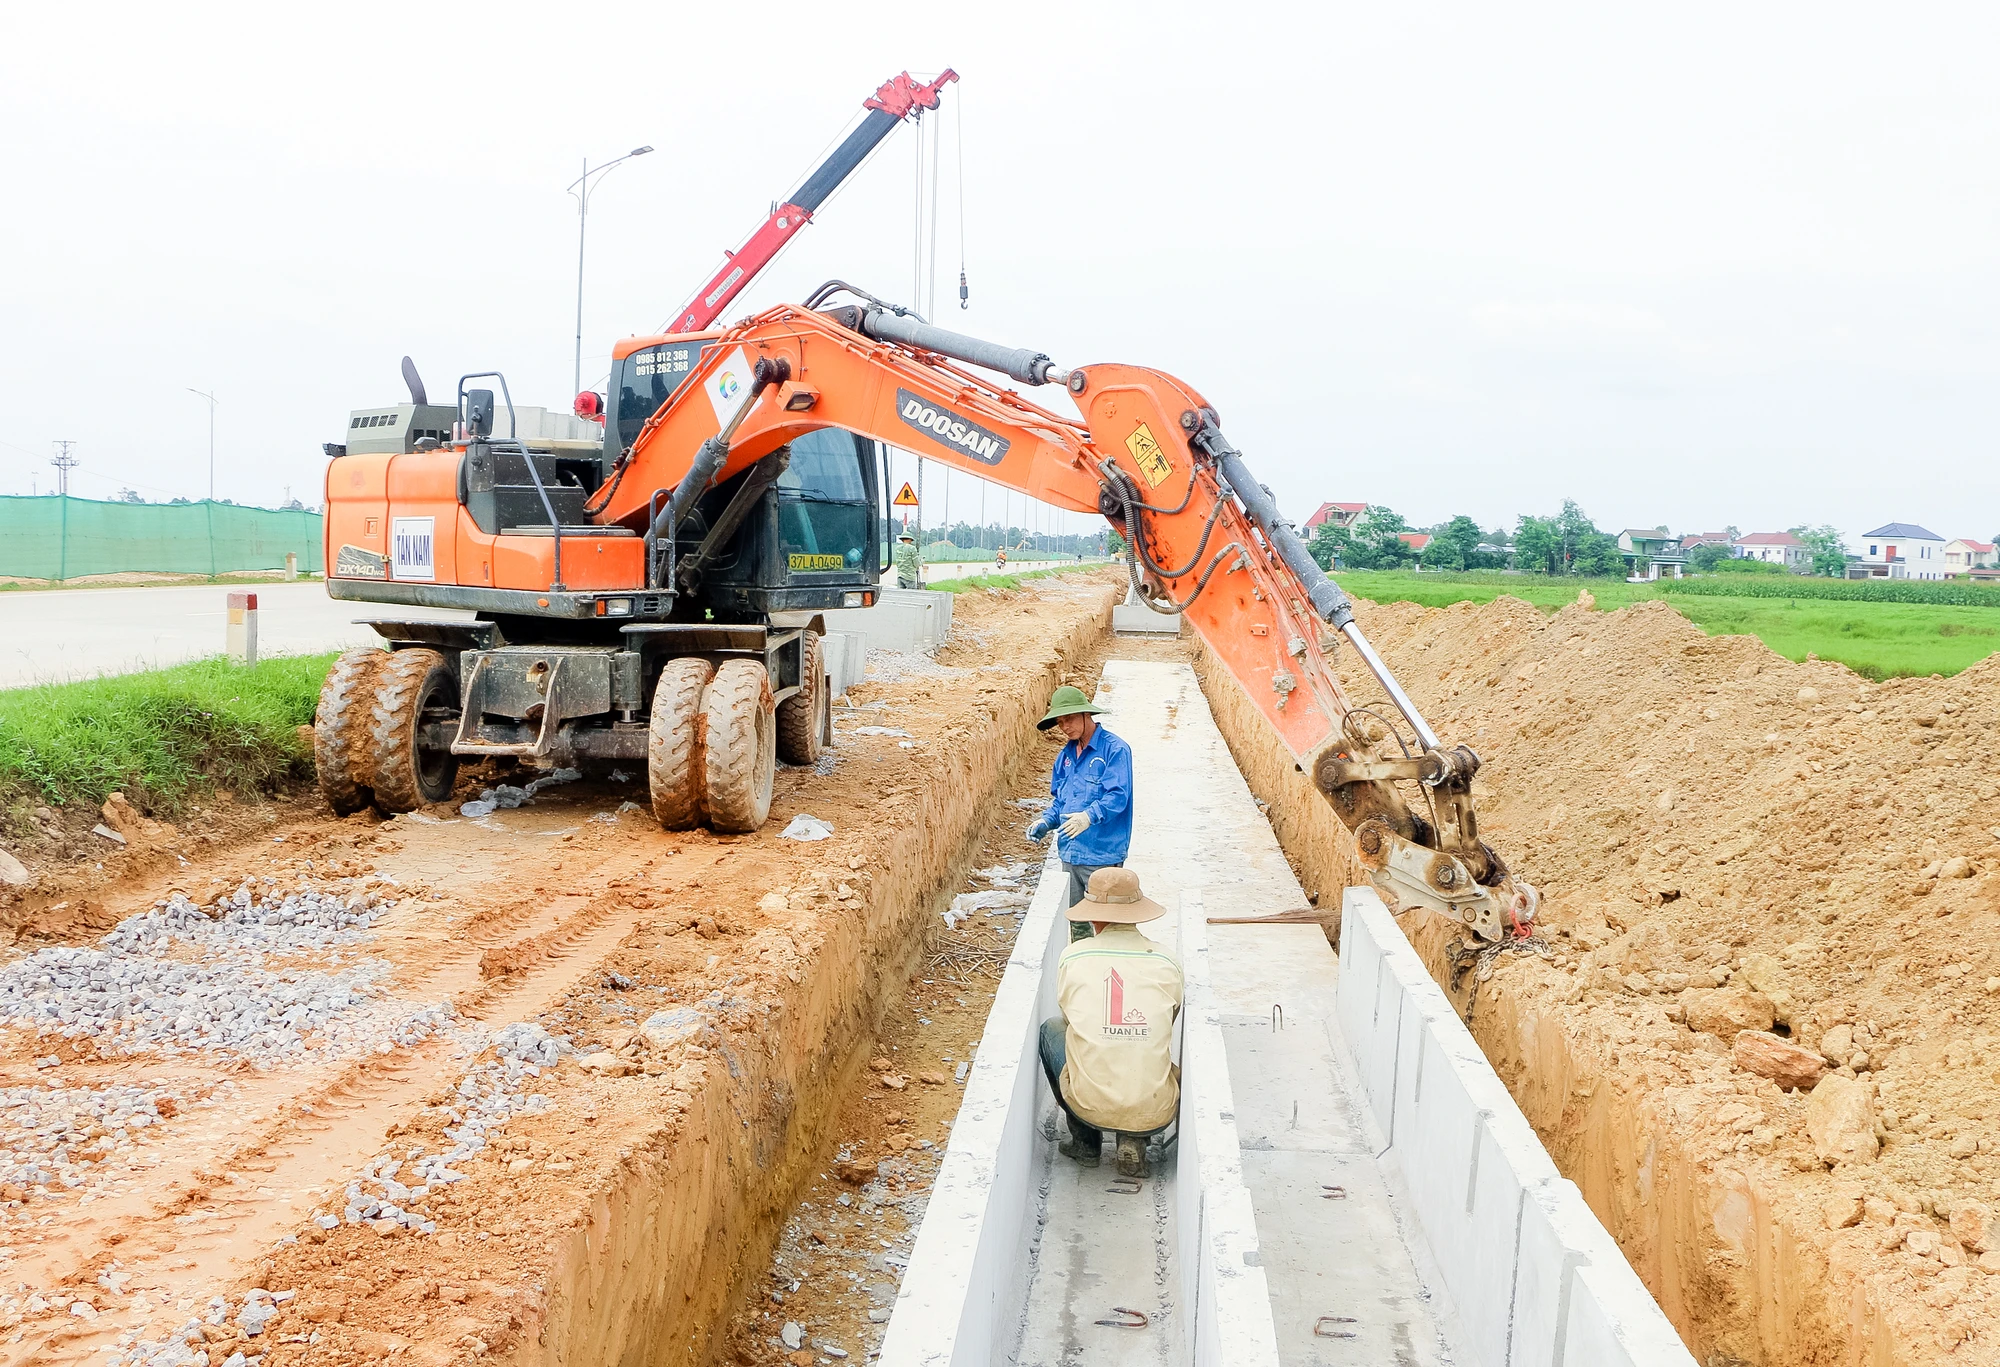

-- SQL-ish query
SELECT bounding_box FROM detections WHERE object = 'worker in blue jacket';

[1027,685,1135,942]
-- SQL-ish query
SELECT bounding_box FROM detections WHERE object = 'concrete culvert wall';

[1196,593,2000,1367]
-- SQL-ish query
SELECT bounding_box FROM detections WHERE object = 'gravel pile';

[0,881,452,1066]
[106,882,384,959]
[863,649,968,684]
[114,1288,295,1366]
[323,1022,570,1237]
[0,1082,179,1195]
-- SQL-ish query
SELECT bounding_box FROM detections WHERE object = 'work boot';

[1058,1136,1100,1167]
[1116,1135,1148,1179]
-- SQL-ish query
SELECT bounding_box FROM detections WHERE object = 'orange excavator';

[316,283,1536,941]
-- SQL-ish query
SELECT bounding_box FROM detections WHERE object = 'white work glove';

[1060,811,1091,839]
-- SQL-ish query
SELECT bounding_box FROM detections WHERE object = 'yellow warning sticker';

[1126,422,1173,488]
[788,553,847,572]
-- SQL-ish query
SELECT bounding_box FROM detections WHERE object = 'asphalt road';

[0,582,470,688]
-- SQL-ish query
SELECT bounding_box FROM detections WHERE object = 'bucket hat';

[1081,867,1166,924]
[1037,684,1106,731]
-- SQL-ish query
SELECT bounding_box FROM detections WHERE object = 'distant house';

[1398,532,1431,555]
[1734,531,1809,572]
[1680,531,1736,557]
[1850,523,1947,580]
[1304,502,1369,533]
[1944,539,1997,577]
[1616,528,1687,581]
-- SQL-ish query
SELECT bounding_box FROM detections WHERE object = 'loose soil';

[0,570,1122,1366]
[1197,592,2000,1367]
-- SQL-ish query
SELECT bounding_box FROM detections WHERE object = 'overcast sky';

[2,2,1995,546]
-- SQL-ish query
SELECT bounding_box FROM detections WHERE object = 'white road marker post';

[284,552,298,581]
[226,591,259,666]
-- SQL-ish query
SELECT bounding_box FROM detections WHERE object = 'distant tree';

[1306,519,1343,571]
[1348,506,1417,569]
[1688,543,1736,573]
[1513,501,1622,576]
[1797,525,1849,577]
[1422,515,1485,571]
[1309,504,1414,570]
[1512,515,1562,574]
[1571,530,1627,577]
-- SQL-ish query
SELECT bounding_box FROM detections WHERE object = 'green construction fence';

[0,496,325,581]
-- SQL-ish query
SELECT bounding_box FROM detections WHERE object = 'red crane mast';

[666,69,959,334]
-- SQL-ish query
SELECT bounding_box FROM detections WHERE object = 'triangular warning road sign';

[893,482,920,507]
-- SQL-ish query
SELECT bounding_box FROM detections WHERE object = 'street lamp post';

[186,388,217,501]
[568,146,653,400]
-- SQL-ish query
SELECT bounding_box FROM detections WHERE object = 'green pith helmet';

[1037,685,1106,731]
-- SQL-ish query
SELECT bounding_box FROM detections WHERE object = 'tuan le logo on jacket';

[1104,967,1148,1032]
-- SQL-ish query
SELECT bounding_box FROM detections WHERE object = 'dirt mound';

[1204,592,2000,1365]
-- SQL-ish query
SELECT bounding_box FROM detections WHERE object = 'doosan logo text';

[895,388,1010,465]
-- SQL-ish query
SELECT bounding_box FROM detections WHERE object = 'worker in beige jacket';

[1039,867,1182,1178]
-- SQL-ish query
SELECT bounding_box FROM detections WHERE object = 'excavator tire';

[702,659,775,834]
[648,658,714,831]
[314,647,385,816]
[776,630,824,766]
[368,648,461,813]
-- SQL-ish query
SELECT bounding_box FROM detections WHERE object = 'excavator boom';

[601,295,1535,940]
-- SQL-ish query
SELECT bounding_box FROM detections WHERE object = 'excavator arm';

[599,293,1536,941]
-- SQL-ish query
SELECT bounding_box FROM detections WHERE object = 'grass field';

[0,653,331,817]
[929,563,1112,593]
[1331,570,2000,680]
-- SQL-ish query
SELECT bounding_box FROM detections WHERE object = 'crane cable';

[956,90,969,309]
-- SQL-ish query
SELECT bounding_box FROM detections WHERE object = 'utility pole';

[49,440,78,495]
[49,441,78,583]
[186,389,218,500]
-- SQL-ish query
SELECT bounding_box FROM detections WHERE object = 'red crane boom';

[665,69,958,334]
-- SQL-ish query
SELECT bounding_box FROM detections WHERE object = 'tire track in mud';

[13,855,656,1366]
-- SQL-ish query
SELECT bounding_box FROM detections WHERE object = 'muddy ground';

[0,570,1122,1367]
[1200,592,2000,1367]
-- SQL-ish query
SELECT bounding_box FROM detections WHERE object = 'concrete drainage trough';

[882,659,1698,1367]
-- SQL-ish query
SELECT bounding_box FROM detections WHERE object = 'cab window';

[777,429,872,573]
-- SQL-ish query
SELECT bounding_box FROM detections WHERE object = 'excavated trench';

[476,584,1125,1367]
[1194,596,2000,1367]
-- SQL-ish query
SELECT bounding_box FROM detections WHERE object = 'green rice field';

[1330,570,2000,681]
